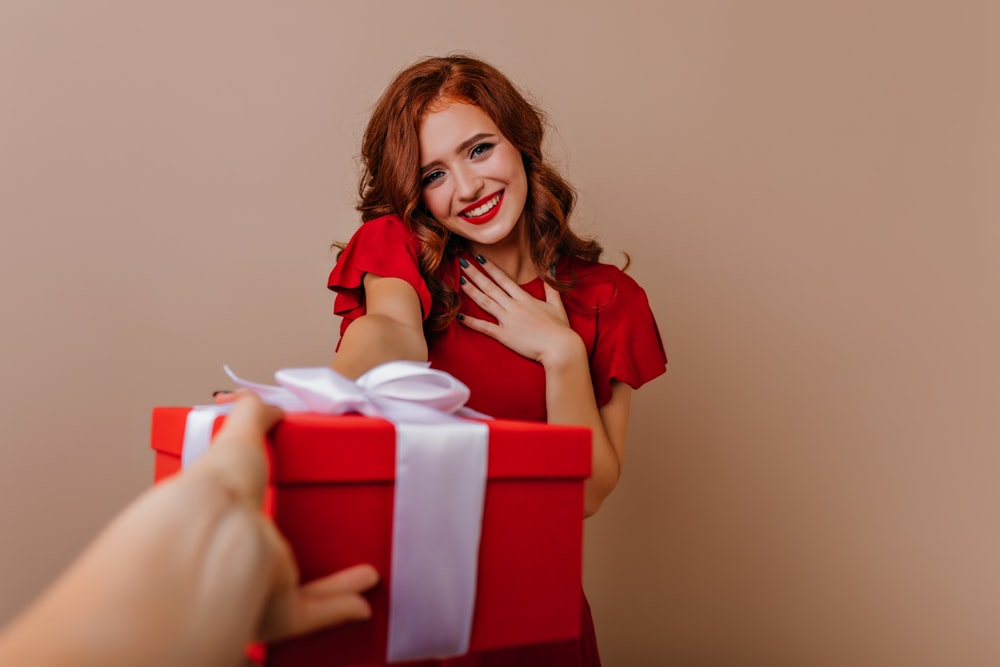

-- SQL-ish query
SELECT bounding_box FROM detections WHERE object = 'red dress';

[328,215,667,666]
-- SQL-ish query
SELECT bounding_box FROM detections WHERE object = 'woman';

[328,54,667,666]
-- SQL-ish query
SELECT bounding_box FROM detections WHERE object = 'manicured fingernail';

[476,254,486,265]
[212,390,233,397]
[459,276,467,285]
[459,257,470,268]
[456,313,465,321]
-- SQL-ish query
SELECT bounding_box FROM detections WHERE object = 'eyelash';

[422,170,445,186]
[421,143,496,187]
[469,142,494,158]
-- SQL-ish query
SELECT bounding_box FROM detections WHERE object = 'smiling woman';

[328,54,667,666]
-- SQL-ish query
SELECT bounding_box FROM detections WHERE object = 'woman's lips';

[458,191,504,225]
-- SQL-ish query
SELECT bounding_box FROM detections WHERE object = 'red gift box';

[151,408,591,666]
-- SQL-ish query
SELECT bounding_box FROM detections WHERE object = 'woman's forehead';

[419,102,501,150]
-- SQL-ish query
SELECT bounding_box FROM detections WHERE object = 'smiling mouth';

[459,191,504,224]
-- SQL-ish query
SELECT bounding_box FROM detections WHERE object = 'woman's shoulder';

[561,257,647,307]
[329,213,432,320]
[336,214,423,263]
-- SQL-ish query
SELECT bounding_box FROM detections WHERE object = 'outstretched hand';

[0,391,378,667]
[189,391,379,645]
[458,256,581,366]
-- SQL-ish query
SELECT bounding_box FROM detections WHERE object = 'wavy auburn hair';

[357,54,602,330]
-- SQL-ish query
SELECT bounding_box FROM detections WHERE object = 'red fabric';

[327,214,668,666]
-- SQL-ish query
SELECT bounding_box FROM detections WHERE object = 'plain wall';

[1,2,997,665]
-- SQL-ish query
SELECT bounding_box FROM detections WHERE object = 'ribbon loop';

[357,361,471,413]
[274,366,373,415]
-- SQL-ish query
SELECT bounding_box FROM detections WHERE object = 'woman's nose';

[453,167,483,201]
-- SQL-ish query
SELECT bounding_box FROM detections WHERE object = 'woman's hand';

[457,255,580,366]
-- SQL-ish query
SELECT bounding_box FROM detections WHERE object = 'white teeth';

[461,193,500,218]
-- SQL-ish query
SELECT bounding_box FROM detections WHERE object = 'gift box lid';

[151,408,591,483]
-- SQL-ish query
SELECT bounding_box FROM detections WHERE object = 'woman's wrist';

[538,330,587,372]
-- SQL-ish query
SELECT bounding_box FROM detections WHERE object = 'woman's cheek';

[425,191,447,221]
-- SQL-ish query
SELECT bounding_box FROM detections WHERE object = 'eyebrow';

[420,133,498,172]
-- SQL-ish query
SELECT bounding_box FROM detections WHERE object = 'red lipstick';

[458,191,504,225]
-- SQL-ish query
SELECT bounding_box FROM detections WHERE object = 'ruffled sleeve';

[589,269,667,407]
[327,215,432,330]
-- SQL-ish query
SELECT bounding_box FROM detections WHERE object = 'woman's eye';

[422,170,444,186]
[470,143,494,159]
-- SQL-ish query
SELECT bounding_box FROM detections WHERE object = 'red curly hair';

[356,54,603,330]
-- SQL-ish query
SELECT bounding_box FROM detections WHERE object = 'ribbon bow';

[222,361,488,423]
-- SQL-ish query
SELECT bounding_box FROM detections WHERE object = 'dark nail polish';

[476,254,486,265]
[456,313,465,321]
[459,257,470,268]
[459,276,466,285]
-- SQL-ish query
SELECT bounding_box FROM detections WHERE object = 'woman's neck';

[469,222,536,284]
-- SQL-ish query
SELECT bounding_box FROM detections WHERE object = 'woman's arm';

[543,340,632,516]
[332,274,428,380]
[456,259,630,516]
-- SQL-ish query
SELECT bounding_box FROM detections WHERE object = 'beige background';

[1,2,998,665]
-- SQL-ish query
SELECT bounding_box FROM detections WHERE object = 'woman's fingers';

[459,275,501,314]
[459,260,511,312]
[455,312,501,339]
[470,254,523,295]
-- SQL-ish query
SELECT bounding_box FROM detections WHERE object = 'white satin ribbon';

[181,404,233,469]
[388,422,488,661]
[180,361,489,662]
